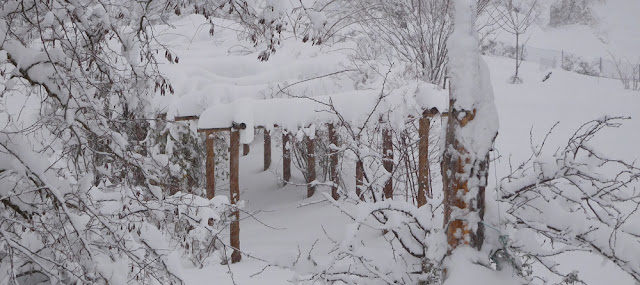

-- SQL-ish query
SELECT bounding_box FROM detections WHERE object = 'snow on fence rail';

[193,83,448,142]
[170,82,448,263]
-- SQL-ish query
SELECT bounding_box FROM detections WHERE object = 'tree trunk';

[442,107,490,251]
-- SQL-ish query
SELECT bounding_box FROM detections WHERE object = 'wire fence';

[523,45,639,82]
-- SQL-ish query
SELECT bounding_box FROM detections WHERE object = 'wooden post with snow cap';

[205,131,215,199]
[418,108,438,207]
[442,0,497,253]
[382,125,393,200]
[306,131,316,198]
[328,124,339,200]
[229,128,241,263]
[282,132,291,184]
[264,129,271,171]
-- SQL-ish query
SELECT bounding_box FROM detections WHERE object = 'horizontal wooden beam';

[190,109,447,133]
[198,122,246,133]
[174,115,200,122]
[198,127,230,133]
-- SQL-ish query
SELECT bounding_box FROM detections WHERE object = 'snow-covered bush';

[549,0,600,27]
[346,0,453,85]
[480,39,523,61]
[498,117,640,283]
[0,0,236,283]
[561,54,601,76]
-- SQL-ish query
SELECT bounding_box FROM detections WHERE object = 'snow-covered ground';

[149,3,640,283]
[158,43,640,285]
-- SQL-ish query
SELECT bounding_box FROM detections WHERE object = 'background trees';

[489,0,540,83]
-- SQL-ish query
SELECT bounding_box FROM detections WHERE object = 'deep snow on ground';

[152,5,640,284]
[174,58,640,285]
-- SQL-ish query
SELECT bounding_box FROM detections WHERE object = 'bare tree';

[489,0,540,83]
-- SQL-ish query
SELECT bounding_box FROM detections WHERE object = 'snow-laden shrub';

[549,0,600,27]
[0,0,239,283]
[561,54,601,76]
[0,181,235,284]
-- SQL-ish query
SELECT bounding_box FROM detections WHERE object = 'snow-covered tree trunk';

[442,0,499,252]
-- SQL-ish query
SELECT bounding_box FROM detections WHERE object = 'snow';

[3,0,639,283]
[443,248,523,285]
[197,84,447,134]
[143,7,640,281]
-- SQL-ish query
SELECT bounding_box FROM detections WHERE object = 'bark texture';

[442,107,491,251]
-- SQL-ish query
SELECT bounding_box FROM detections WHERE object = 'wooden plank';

[198,122,247,133]
[205,132,215,199]
[328,124,339,200]
[198,127,231,133]
[417,116,431,207]
[229,130,241,263]
[382,128,393,199]
[306,134,316,198]
[282,132,291,184]
[264,130,271,171]
[174,115,200,122]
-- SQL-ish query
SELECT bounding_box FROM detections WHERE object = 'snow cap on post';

[447,0,499,156]
[448,0,480,110]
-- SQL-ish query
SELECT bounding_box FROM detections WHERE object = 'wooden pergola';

[172,84,448,263]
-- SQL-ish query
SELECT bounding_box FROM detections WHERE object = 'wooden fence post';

[205,132,215,199]
[264,130,271,171]
[356,159,364,201]
[282,132,291,184]
[328,124,339,200]
[229,130,241,263]
[418,110,434,207]
[382,127,393,199]
[306,133,316,198]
